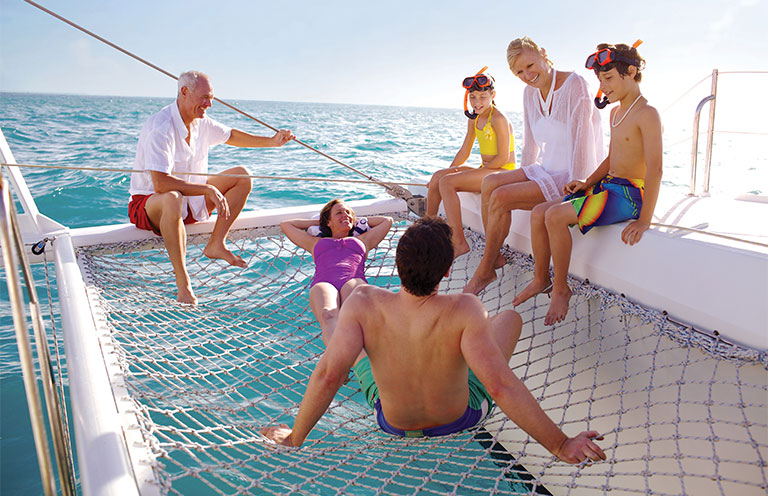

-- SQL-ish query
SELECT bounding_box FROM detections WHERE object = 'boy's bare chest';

[609,123,645,177]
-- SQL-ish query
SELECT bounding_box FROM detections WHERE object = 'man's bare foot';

[177,285,198,305]
[463,269,497,295]
[453,238,470,259]
[544,286,572,325]
[204,244,247,268]
[512,278,552,306]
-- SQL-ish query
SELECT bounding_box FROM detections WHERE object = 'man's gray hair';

[177,71,210,97]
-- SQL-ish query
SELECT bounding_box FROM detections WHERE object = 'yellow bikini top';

[475,106,514,156]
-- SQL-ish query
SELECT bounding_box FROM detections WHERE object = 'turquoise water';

[0,92,478,494]
[0,92,762,494]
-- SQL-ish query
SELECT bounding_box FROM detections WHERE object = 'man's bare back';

[350,285,499,430]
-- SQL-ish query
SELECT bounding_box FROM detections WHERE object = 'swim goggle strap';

[585,49,639,70]
[463,66,492,119]
[591,40,643,109]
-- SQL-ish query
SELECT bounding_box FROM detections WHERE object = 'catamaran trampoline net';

[74,214,767,495]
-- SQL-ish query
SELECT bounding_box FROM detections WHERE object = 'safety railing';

[689,69,719,196]
[0,171,76,495]
[688,69,768,196]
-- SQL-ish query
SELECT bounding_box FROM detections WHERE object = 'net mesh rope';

[74,214,767,496]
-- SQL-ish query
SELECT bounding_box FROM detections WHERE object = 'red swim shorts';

[128,194,198,235]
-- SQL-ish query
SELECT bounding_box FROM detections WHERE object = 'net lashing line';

[73,215,767,495]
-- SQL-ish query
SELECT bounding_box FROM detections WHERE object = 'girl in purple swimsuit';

[280,199,393,345]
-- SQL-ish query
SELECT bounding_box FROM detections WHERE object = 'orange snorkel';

[464,66,488,119]
[593,40,643,109]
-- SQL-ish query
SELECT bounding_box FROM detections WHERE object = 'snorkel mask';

[463,66,493,119]
[589,39,643,109]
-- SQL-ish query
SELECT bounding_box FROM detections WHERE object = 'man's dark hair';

[396,217,454,296]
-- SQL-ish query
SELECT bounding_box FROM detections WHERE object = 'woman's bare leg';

[464,180,546,295]
[512,201,559,306]
[309,283,341,345]
[480,169,529,231]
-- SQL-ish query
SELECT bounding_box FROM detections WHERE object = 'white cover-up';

[521,72,604,201]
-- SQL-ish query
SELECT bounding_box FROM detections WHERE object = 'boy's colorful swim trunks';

[564,175,644,234]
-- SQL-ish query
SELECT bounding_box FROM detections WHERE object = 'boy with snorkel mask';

[426,67,517,258]
[512,41,663,327]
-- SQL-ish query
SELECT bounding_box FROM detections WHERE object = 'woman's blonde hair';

[506,37,553,69]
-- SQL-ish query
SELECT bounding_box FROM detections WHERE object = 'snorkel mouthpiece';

[463,65,488,120]
[594,90,610,109]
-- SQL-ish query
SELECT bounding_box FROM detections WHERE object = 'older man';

[129,71,293,304]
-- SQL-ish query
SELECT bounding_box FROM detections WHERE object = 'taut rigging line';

[21,0,421,209]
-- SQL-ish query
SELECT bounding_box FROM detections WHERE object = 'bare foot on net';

[453,238,470,259]
[177,285,198,305]
[512,278,552,306]
[544,286,572,326]
[463,269,497,295]
[204,244,247,268]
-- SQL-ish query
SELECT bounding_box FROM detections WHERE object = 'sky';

[1,0,767,120]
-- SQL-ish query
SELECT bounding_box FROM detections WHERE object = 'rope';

[70,219,767,495]
[20,0,407,197]
[1,162,425,188]
[10,160,763,248]
[660,74,712,114]
[714,130,768,136]
[718,71,768,75]
[661,70,768,115]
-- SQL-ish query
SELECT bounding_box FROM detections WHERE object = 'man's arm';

[261,294,366,447]
[460,309,606,464]
[621,106,663,246]
[226,128,294,148]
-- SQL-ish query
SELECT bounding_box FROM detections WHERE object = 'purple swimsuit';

[310,237,368,291]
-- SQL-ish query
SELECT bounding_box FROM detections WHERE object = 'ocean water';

[0,92,763,494]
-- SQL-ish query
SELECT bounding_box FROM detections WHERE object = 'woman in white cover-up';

[464,36,603,295]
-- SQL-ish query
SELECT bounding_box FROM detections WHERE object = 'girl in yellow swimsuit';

[426,69,517,258]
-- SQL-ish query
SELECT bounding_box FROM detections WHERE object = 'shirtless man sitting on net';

[262,216,605,464]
